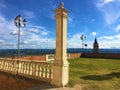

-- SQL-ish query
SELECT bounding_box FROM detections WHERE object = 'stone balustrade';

[0,58,53,82]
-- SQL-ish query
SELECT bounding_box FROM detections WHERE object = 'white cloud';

[29,28,39,33]
[98,34,120,48]
[0,15,6,23]
[68,16,73,24]
[21,40,29,45]
[0,14,16,40]
[99,36,114,40]
[91,32,97,36]
[0,1,7,9]
[99,41,120,48]
[99,34,120,41]
[41,31,48,35]
[67,33,120,48]
[104,0,114,4]
[96,0,120,24]
[27,26,49,36]
[115,34,120,39]
[0,40,5,44]
[67,33,84,48]
[97,0,114,7]
[115,24,120,32]
[0,14,54,49]
[91,19,95,22]
[22,10,36,19]
[19,30,55,49]
[10,30,18,35]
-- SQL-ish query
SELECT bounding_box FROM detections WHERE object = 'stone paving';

[0,71,75,90]
[29,87,75,90]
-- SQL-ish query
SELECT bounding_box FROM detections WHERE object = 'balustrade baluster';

[6,61,8,70]
[24,62,27,74]
[0,59,2,69]
[29,63,32,75]
[35,63,38,77]
[47,64,50,78]
[4,61,6,70]
[2,59,4,70]
[9,61,11,71]
[10,61,13,72]
[38,64,41,77]
[0,59,1,69]
[41,64,44,78]
[27,62,30,75]
[7,60,9,71]
[23,62,25,74]
[0,60,2,69]
[18,62,20,73]
[11,61,13,71]
[24,62,26,74]
[28,62,30,75]
[34,63,37,76]
[29,62,31,75]
[18,61,21,73]
[32,62,36,77]
[49,63,52,80]
[0,58,53,82]
[45,64,48,78]
[21,62,24,74]
[43,64,46,78]
[26,62,29,75]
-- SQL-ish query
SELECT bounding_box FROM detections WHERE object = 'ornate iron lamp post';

[80,34,86,49]
[14,15,27,60]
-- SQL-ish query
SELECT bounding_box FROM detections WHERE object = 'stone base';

[51,60,69,87]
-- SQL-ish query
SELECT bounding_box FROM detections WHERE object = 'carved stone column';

[51,2,69,87]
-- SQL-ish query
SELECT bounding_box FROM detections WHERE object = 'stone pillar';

[51,2,69,87]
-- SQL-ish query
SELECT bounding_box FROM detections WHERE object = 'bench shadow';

[81,72,120,81]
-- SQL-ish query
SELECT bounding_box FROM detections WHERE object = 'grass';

[69,58,120,90]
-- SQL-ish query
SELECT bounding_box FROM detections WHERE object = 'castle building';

[93,37,99,53]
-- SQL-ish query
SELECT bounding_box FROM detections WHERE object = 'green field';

[69,58,120,90]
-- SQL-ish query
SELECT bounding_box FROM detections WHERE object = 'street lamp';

[14,14,27,60]
[80,34,86,49]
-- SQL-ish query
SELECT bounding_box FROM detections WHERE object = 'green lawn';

[69,58,120,90]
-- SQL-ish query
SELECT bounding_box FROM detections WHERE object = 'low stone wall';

[16,53,82,62]
[69,53,82,59]
[20,55,46,61]
[3,52,119,62]
[82,53,120,59]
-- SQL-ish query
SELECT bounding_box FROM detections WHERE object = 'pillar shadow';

[81,72,120,81]
[106,72,120,78]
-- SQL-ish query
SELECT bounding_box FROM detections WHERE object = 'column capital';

[52,2,69,87]
[55,4,68,19]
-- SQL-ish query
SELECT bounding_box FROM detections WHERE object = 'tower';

[93,38,99,53]
[51,2,69,86]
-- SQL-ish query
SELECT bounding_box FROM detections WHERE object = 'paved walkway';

[28,81,75,90]
[0,71,75,90]
[29,86,75,90]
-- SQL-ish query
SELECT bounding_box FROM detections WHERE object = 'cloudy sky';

[0,0,120,49]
